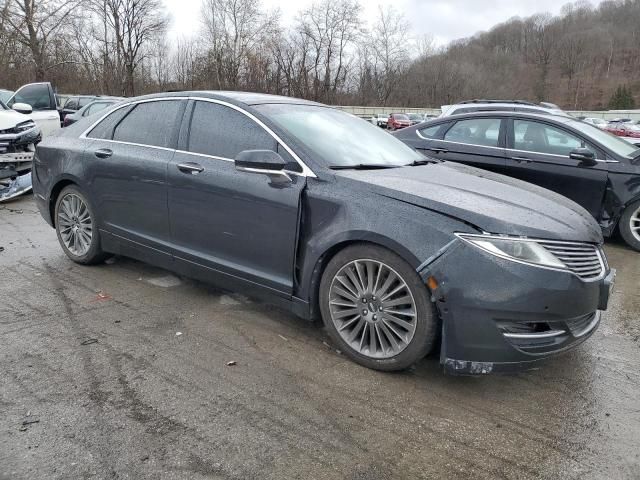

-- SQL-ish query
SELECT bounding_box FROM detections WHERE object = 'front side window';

[444,118,501,147]
[187,101,277,160]
[513,120,593,157]
[9,84,53,110]
[112,100,182,148]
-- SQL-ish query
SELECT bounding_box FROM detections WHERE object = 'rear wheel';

[620,200,640,252]
[319,244,438,371]
[55,185,107,264]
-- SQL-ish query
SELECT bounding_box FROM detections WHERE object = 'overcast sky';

[164,0,605,45]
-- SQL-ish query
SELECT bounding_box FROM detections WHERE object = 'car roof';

[424,110,576,125]
[132,90,326,107]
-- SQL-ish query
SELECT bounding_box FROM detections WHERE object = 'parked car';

[33,92,614,374]
[394,111,640,251]
[5,82,60,136]
[56,94,70,109]
[0,99,42,201]
[440,99,568,117]
[407,113,424,125]
[370,113,388,128]
[583,117,608,129]
[62,97,124,127]
[387,113,411,130]
[59,95,100,124]
[0,89,13,104]
[424,114,438,121]
[605,121,640,138]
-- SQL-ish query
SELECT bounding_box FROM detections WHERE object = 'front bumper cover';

[419,238,614,375]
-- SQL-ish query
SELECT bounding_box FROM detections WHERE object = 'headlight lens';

[456,234,567,270]
[15,120,36,133]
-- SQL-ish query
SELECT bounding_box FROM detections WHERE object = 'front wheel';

[619,200,640,252]
[54,185,107,264]
[319,244,438,371]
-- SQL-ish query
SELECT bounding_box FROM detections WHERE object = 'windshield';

[0,99,7,110]
[256,104,422,168]
[570,119,640,159]
[393,114,409,121]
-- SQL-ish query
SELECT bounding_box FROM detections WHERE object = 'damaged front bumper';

[418,236,614,375]
[0,124,40,202]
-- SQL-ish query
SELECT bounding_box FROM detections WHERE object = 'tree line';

[1,0,639,109]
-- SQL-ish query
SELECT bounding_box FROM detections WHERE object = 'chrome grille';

[538,240,605,280]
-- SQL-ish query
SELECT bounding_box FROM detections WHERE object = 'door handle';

[177,162,204,174]
[94,148,113,159]
[428,147,449,154]
[510,156,531,163]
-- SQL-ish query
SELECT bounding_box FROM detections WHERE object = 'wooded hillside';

[1,0,639,109]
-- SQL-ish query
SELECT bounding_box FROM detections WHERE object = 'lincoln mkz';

[33,92,615,374]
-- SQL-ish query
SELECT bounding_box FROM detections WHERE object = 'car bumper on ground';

[418,237,614,375]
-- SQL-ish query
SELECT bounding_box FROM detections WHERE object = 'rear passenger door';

[428,117,507,173]
[84,99,186,250]
[505,118,608,220]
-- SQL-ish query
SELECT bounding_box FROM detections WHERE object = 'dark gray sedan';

[32,92,615,374]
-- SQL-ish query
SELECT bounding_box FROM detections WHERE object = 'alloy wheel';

[631,206,640,242]
[57,193,93,256]
[328,259,417,359]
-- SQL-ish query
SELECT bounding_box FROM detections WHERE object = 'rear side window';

[418,124,442,139]
[64,98,79,110]
[113,100,182,148]
[78,97,94,108]
[86,107,130,139]
[187,101,276,159]
[444,118,501,147]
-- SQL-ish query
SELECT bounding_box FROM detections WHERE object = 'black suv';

[394,111,640,251]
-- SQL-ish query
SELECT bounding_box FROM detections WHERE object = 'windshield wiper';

[329,164,401,170]
[405,158,441,166]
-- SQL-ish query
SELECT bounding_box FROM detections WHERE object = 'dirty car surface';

[32,91,614,374]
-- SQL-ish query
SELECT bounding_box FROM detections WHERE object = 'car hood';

[0,109,31,130]
[334,162,603,243]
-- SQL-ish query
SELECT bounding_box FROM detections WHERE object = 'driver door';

[168,100,306,295]
[505,118,608,220]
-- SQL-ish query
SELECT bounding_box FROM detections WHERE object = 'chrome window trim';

[439,139,503,150]
[79,96,316,178]
[455,233,607,282]
[505,147,616,164]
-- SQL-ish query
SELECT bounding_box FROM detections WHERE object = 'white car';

[0,99,41,201]
[370,113,388,127]
[6,82,61,136]
[582,117,608,129]
[440,100,568,117]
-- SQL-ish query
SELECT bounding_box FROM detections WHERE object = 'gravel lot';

[1,195,639,480]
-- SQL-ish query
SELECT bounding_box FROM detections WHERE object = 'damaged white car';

[0,99,41,202]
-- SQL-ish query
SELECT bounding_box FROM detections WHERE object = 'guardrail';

[336,106,640,121]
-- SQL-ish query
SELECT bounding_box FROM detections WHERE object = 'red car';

[387,113,411,131]
[605,120,640,138]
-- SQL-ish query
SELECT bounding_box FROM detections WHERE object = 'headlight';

[15,120,36,133]
[456,233,567,270]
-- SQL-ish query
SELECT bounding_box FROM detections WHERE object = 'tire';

[319,244,438,371]
[619,200,640,252]
[54,185,107,264]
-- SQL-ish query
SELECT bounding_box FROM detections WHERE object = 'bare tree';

[4,0,80,80]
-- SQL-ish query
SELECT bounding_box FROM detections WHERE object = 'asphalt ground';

[1,195,639,480]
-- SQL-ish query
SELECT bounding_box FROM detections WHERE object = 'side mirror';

[12,103,33,115]
[235,150,291,182]
[569,148,597,167]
